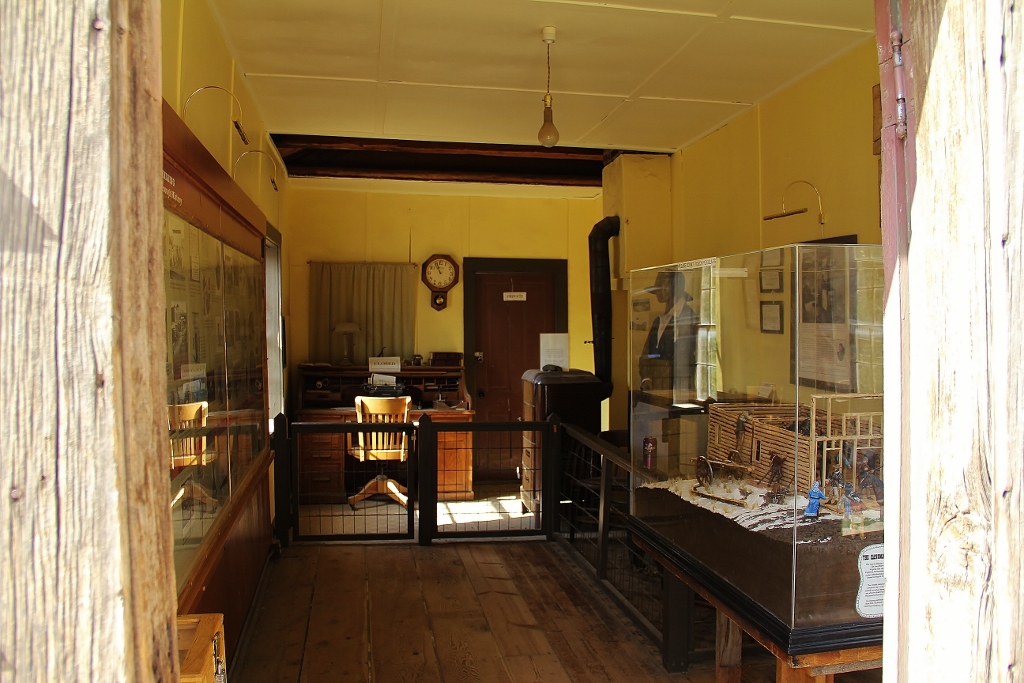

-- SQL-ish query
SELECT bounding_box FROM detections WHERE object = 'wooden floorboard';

[301,546,368,683]
[233,545,319,683]
[232,541,882,683]
[366,546,443,683]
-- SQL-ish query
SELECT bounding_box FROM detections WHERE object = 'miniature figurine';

[762,485,790,506]
[758,451,786,488]
[841,482,866,538]
[858,470,884,503]
[827,467,845,504]
[804,480,827,518]
[734,411,752,460]
[856,448,883,503]
[857,448,881,474]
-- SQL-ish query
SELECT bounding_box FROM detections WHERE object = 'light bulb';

[538,96,559,147]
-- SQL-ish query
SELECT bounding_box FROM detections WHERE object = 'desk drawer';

[298,432,348,465]
[300,447,346,465]
[299,465,346,504]
[521,445,541,471]
[299,432,345,449]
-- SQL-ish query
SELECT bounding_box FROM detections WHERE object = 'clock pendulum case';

[421,254,460,311]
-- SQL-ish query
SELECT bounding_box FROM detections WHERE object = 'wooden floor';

[231,540,881,683]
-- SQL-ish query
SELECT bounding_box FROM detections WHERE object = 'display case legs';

[661,570,693,672]
[715,611,742,683]
[776,660,835,682]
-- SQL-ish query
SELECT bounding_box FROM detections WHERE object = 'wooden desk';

[295,408,475,502]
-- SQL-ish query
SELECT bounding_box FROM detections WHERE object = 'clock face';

[424,257,457,289]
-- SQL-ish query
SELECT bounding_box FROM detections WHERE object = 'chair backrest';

[168,401,209,468]
[354,395,411,462]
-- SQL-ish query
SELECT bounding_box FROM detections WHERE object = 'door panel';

[474,272,556,479]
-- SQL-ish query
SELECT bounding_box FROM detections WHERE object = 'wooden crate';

[178,613,225,683]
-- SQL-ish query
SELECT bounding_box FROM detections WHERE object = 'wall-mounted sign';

[503,292,527,302]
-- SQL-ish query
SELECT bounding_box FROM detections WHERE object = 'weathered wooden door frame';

[877,1,1024,681]
[1,0,178,679]
[462,258,569,405]
[875,1,915,680]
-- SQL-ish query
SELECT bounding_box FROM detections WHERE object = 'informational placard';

[503,291,527,302]
[540,333,569,370]
[855,543,884,618]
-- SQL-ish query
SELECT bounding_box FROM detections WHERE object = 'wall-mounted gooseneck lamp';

[537,26,559,147]
[183,85,250,145]
[763,180,825,236]
[233,149,280,192]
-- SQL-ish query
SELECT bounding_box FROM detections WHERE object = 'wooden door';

[473,272,556,480]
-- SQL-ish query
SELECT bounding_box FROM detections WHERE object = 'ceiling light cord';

[546,42,552,97]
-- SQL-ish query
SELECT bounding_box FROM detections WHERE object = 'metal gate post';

[417,415,437,545]
[595,453,613,579]
[542,417,562,539]
[271,413,292,546]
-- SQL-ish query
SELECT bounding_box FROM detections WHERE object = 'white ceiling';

[211,0,875,153]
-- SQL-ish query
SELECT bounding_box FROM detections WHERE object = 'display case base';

[630,510,882,655]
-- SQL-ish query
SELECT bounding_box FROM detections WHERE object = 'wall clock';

[421,254,460,311]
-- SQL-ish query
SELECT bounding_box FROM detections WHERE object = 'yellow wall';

[673,40,881,259]
[161,0,284,229]
[284,183,603,378]
[664,40,881,402]
[672,109,761,261]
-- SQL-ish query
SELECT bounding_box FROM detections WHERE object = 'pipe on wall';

[588,215,620,398]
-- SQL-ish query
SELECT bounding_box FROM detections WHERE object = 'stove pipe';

[588,216,620,396]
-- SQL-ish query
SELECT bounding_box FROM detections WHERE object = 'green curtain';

[309,262,417,365]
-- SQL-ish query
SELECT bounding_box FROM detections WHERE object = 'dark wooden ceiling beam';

[286,165,603,186]
[269,133,638,186]
[272,134,610,162]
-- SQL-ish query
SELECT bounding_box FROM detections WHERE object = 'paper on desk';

[370,373,397,386]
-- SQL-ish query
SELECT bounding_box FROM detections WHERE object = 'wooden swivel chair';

[348,395,412,510]
[168,401,209,469]
[168,401,219,512]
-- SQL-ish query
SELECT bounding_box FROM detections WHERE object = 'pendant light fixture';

[538,26,559,147]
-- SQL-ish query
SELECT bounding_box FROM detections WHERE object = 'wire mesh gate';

[275,415,559,542]
[417,416,558,543]
[286,420,417,540]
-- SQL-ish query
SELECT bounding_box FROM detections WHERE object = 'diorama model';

[643,397,884,540]
[629,245,885,639]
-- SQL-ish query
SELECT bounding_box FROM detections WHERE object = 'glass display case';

[629,244,884,645]
[164,210,267,586]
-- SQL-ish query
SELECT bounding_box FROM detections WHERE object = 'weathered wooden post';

[1,0,177,679]
[881,0,1024,680]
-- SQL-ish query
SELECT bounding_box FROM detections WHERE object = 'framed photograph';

[759,269,784,293]
[790,241,857,391]
[760,300,784,334]
[761,248,783,267]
